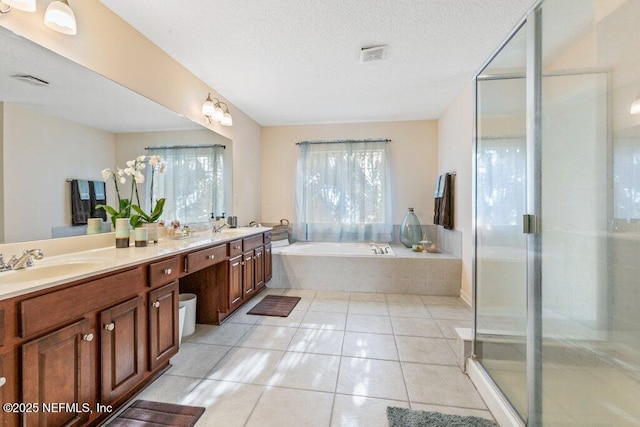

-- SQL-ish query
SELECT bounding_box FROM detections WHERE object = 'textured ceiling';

[101,0,537,126]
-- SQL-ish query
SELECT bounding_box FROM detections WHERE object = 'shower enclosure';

[473,0,640,425]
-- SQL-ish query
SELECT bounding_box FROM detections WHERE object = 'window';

[294,140,392,242]
[146,145,226,224]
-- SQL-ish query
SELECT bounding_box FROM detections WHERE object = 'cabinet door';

[100,296,145,404]
[243,250,255,297]
[265,243,272,283]
[255,246,265,290]
[22,318,92,427]
[149,282,179,370]
[228,255,243,310]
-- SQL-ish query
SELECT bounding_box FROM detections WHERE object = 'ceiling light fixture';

[44,0,77,35]
[631,93,640,114]
[1,0,36,12]
[202,93,233,126]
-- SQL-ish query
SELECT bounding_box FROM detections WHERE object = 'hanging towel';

[434,173,454,230]
[90,181,107,221]
[437,174,446,197]
[71,179,91,225]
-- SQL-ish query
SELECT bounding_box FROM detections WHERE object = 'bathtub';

[270,241,461,295]
[274,242,395,256]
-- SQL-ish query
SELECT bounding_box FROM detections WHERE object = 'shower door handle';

[523,214,541,234]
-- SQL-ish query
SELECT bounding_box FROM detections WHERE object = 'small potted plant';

[130,155,166,243]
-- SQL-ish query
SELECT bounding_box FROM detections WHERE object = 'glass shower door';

[474,21,529,422]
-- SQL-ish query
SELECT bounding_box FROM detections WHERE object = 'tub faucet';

[2,249,44,271]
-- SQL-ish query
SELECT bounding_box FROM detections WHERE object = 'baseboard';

[460,287,472,307]
[467,358,525,427]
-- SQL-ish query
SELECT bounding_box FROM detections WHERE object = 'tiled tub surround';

[271,243,461,295]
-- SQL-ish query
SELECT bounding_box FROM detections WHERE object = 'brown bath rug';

[108,400,205,427]
[247,295,301,317]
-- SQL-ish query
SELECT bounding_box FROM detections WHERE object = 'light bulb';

[221,112,233,126]
[44,0,77,35]
[3,0,36,12]
[631,97,640,115]
[202,94,215,117]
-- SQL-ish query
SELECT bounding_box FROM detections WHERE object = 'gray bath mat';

[386,407,497,427]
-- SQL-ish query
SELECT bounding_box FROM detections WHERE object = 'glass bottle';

[400,207,422,248]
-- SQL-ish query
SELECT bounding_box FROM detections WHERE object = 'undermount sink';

[0,260,108,285]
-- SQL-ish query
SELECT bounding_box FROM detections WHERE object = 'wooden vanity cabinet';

[148,281,180,370]
[22,318,93,427]
[264,243,272,283]
[254,245,265,291]
[100,296,145,404]
[228,254,243,311]
[243,249,256,297]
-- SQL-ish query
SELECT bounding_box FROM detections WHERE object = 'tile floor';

[134,288,494,426]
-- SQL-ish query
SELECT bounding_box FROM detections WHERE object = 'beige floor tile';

[169,343,231,378]
[300,311,347,330]
[268,352,340,392]
[337,357,408,401]
[387,302,431,318]
[288,328,345,355]
[246,387,334,427]
[390,317,444,338]
[282,288,318,299]
[315,290,351,300]
[135,374,202,403]
[342,332,399,361]
[206,347,283,385]
[309,298,350,313]
[427,305,473,320]
[331,394,409,427]
[252,309,306,328]
[350,292,386,302]
[346,314,393,334]
[385,294,424,304]
[225,311,261,325]
[186,323,253,346]
[186,380,265,427]
[410,403,495,421]
[435,319,473,339]
[236,325,297,350]
[420,295,468,306]
[348,301,389,316]
[402,363,486,409]
[395,336,456,365]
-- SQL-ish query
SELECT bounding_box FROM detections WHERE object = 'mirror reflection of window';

[146,145,226,224]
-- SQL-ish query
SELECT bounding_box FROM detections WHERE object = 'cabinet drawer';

[229,239,243,257]
[148,257,180,287]
[243,234,263,252]
[186,244,226,274]
[264,231,272,245]
[20,268,144,339]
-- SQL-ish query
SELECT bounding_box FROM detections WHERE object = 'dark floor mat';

[108,400,205,426]
[247,295,301,317]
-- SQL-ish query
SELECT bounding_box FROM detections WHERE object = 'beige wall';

[261,120,438,226]
[437,84,474,304]
[2,103,115,242]
[0,102,4,243]
[0,0,262,226]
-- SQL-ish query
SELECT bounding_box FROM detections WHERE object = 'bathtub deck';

[271,244,461,296]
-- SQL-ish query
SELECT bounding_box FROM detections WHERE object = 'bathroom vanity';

[0,228,272,426]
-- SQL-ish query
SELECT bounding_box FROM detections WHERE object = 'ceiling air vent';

[360,45,387,64]
[11,74,50,87]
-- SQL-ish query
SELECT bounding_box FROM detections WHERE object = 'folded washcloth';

[434,175,442,198]
[436,174,446,197]
[93,180,106,199]
[77,179,90,200]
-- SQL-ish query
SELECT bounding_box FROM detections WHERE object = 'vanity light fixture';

[631,93,640,114]
[1,0,36,12]
[44,0,77,35]
[202,93,233,126]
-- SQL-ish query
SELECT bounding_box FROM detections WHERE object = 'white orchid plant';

[96,155,166,227]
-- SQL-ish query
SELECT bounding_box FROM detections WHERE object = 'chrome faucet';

[3,249,44,270]
[212,223,228,233]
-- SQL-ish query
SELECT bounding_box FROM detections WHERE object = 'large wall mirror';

[0,26,232,244]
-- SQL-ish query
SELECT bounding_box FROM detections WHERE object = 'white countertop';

[0,227,271,301]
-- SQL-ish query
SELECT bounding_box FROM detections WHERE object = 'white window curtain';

[294,140,393,242]
[145,145,226,224]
